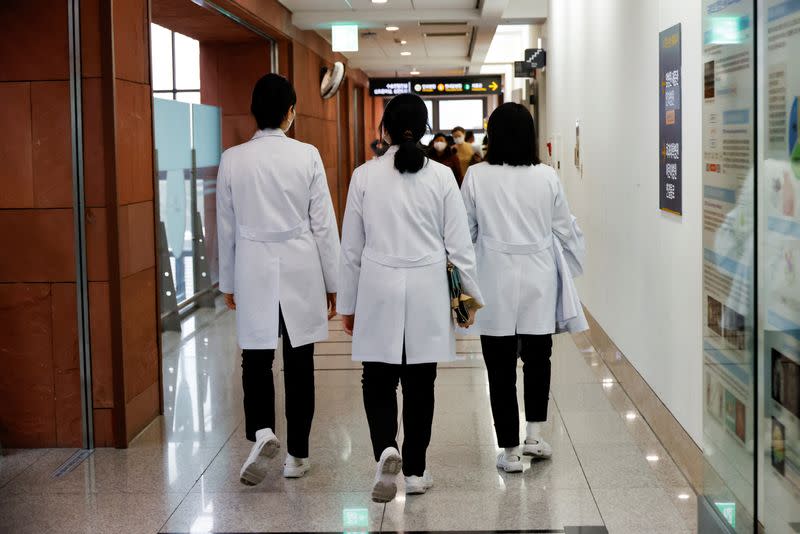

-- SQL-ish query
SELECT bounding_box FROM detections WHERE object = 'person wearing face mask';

[427,133,463,186]
[217,73,341,486]
[452,126,478,176]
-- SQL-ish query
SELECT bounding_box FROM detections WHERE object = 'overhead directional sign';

[369,76,503,97]
[524,48,547,69]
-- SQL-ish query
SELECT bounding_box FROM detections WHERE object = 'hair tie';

[403,129,414,140]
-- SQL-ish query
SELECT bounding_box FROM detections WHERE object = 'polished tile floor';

[0,300,698,533]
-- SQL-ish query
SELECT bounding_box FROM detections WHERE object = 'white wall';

[546,0,704,444]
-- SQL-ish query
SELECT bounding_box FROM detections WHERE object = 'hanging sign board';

[524,48,547,68]
[369,76,502,97]
[515,61,534,78]
[659,23,682,215]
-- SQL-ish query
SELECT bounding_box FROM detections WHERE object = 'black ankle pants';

[480,333,553,448]
[361,354,438,477]
[241,315,315,458]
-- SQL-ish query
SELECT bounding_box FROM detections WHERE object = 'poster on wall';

[659,24,682,215]
[762,0,800,524]
[701,0,756,526]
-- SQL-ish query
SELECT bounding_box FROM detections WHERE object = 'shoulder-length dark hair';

[485,103,541,166]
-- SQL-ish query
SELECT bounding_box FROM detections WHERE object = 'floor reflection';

[0,298,698,533]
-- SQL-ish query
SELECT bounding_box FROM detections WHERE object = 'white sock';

[527,422,542,441]
[504,447,520,457]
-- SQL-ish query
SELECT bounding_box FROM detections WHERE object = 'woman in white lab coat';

[461,103,578,474]
[338,93,483,502]
[216,74,340,485]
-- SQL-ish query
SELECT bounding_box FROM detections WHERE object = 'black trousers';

[480,333,553,448]
[362,355,438,477]
[241,316,315,458]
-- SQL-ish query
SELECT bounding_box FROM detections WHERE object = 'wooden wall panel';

[0,284,56,447]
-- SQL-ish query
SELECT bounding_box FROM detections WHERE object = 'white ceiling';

[277,0,547,78]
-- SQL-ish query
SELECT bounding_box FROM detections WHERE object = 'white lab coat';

[338,146,483,364]
[461,162,576,336]
[217,129,340,350]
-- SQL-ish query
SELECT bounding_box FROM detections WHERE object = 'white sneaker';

[239,428,280,486]
[522,438,553,459]
[371,447,402,503]
[405,470,434,495]
[283,454,311,478]
[496,452,524,473]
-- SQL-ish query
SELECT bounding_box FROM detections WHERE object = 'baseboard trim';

[576,307,705,494]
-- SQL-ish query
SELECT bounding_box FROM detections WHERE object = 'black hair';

[380,93,428,173]
[465,130,476,143]
[251,73,297,130]
[485,103,541,166]
[432,132,448,142]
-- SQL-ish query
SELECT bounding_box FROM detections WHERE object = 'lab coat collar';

[252,128,286,140]
[381,145,400,157]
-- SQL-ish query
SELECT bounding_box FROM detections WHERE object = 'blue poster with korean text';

[660,24,682,215]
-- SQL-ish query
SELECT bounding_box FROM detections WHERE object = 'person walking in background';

[465,130,484,160]
[461,102,585,474]
[452,126,479,177]
[217,73,340,486]
[427,132,463,185]
[338,93,483,503]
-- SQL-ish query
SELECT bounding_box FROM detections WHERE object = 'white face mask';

[453,136,465,145]
[434,141,447,152]
[283,108,295,133]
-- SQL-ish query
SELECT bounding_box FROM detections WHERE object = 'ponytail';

[380,94,429,174]
[394,132,426,174]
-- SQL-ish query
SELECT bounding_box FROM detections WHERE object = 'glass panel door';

[701,0,757,530]
[758,0,800,531]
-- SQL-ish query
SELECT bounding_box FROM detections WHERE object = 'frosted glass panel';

[438,99,483,131]
[150,23,173,91]
[192,104,222,168]
[174,32,200,90]
[153,98,192,171]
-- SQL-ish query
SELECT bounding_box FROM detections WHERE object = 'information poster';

[659,24,682,215]
[761,1,800,529]
[701,0,756,527]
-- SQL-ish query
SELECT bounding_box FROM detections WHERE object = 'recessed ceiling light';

[400,40,407,44]
[372,0,388,3]
[400,51,411,56]
[625,411,637,420]
[646,454,660,462]
[386,25,399,31]
[678,493,691,500]
[410,70,420,75]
